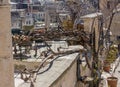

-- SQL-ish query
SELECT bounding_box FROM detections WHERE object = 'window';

[39,14,41,17]
[26,21,28,25]
[107,1,111,9]
[27,13,30,15]
[29,21,31,24]
[41,14,42,16]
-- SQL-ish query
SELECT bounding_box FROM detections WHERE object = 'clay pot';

[104,60,110,64]
[103,64,111,72]
[107,77,118,87]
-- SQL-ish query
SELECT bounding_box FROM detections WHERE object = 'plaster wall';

[0,5,14,87]
[50,60,77,87]
[110,13,120,40]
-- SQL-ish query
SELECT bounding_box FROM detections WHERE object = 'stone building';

[0,0,14,87]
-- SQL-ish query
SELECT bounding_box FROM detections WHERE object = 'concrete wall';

[49,55,91,87]
[0,3,14,87]
[50,56,91,87]
[50,59,77,87]
[83,17,99,52]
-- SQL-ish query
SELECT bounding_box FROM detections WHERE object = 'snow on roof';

[11,9,25,12]
[59,14,68,16]
[81,12,102,19]
[9,2,17,4]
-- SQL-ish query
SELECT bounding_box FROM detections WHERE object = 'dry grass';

[14,59,48,72]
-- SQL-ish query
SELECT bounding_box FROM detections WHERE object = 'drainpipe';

[76,54,84,81]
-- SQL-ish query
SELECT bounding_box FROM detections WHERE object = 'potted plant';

[103,61,111,72]
[103,45,118,87]
[107,76,118,87]
[107,63,118,87]
[103,45,118,72]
